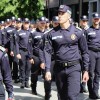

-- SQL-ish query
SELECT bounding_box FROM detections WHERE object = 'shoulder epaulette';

[76,26,82,31]
[44,28,53,34]
[0,46,6,52]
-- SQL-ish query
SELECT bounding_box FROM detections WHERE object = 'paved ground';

[5,77,100,100]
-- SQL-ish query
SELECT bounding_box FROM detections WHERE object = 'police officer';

[3,19,14,70]
[44,5,89,100]
[80,15,89,93]
[16,18,31,88]
[30,19,36,33]
[45,18,50,30]
[0,46,14,100]
[10,18,22,83]
[52,16,59,28]
[85,13,100,99]
[28,17,46,95]
[10,16,16,28]
[0,21,5,46]
[80,15,89,33]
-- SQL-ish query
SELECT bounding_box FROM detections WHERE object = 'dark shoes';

[25,82,30,88]
[20,83,25,89]
[45,94,51,100]
[89,94,100,99]
[32,90,37,95]
[14,79,20,83]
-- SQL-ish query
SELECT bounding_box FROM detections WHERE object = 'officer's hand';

[16,54,21,59]
[45,71,51,81]
[40,63,45,69]
[82,71,89,82]
[29,59,34,64]
[10,51,14,56]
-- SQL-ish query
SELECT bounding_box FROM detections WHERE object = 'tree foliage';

[0,0,45,20]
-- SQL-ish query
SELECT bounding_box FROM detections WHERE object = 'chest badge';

[71,34,76,40]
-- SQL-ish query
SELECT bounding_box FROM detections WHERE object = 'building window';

[91,2,97,12]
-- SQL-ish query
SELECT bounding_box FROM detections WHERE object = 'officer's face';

[16,22,22,28]
[58,11,71,24]
[92,18,100,25]
[52,22,59,27]
[11,21,16,27]
[0,25,4,29]
[80,20,88,27]
[38,22,46,29]
[23,22,30,29]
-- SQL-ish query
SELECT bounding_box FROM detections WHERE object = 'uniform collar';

[91,25,100,30]
[60,24,72,31]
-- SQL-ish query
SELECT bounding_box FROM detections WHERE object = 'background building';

[45,0,100,25]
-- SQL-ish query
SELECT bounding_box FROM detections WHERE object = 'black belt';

[89,47,100,52]
[56,60,80,68]
[20,48,28,52]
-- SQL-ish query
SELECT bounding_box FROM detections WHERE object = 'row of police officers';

[0,4,100,100]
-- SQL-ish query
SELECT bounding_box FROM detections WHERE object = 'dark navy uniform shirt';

[28,28,44,62]
[10,29,19,52]
[44,25,89,72]
[3,26,14,47]
[0,30,3,45]
[0,46,13,94]
[85,26,100,49]
[15,29,31,54]
[0,28,7,46]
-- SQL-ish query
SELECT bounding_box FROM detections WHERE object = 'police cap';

[16,18,22,23]
[92,13,100,19]
[52,16,59,22]
[38,17,46,23]
[58,5,72,14]
[45,18,49,23]
[24,18,30,23]
[80,15,88,21]
[5,19,11,23]
[11,16,16,21]
[0,21,5,24]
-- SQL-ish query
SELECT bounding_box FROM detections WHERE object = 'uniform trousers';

[54,63,81,100]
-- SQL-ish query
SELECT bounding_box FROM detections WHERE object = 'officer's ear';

[68,13,71,19]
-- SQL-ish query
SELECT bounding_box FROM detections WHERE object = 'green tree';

[0,0,45,20]
[17,0,45,19]
[0,0,19,20]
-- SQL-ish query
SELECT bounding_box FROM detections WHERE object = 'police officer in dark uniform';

[28,17,46,95]
[80,15,89,93]
[30,19,36,32]
[0,45,14,100]
[0,21,5,46]
[3,19,14,70]
[0,21,6,47]
[10,16,16,28]
[80,15,89,32]
[85,13,100,99]
[10,18,22,83]
[52,16,59,28]
[16,18,31,88]
[45,18,50,30]
[44,5,89,100]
